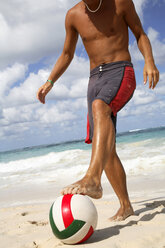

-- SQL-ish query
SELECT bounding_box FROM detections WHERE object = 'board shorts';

[85,61,136,144]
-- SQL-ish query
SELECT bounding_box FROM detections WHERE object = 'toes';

[114,216,124,222]
[60,186,72,195]
[60,188,67,195]
[109,213,119,222]
[67,186,74,194]
[77,187,86,195]
[109,213,131,222]
[60,182,103,199]
[109,216,121,222]
[61,184,80,195]
[72,185,80,194]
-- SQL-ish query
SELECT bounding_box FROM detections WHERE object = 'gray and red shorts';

[85,61,136,144]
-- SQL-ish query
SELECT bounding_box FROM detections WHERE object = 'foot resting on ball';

[61,176,103,199]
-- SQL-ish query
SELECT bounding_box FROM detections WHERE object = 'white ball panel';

[62,222,91,244]
[52,196,65,232]
[71,195,98,229]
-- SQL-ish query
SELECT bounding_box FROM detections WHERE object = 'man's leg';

[61,99,115,198]
[61,99,134,220]
[104,146,134,221]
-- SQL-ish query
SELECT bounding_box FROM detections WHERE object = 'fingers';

[143,71,147,85]
[143,68,159,90]
[152,70,159,89]
[149,70,159,89]
[152,72,157,89]
[148,72,153,89]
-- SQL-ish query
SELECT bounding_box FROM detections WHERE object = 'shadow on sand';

[84,198,165,244]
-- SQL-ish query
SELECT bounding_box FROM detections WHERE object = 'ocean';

[0,127,165,207]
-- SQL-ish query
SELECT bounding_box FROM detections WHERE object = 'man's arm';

[37,10,78,104]
[123,0,159,89]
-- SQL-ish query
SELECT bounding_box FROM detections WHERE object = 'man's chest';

[74,10,125,42]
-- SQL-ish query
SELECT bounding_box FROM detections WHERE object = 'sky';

[0,0,165,152]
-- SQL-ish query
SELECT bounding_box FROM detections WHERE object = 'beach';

[0,175,165,248]
[0,127,165,247]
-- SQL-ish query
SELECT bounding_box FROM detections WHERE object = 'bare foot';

[61,176,103,199]
[109,206,134,221]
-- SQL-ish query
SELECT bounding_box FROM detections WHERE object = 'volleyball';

[49,194,98,244]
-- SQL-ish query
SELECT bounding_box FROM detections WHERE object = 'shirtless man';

[37,0,159,221]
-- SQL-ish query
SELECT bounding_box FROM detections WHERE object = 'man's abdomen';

[84,36,131,70]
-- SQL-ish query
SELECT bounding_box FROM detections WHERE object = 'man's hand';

[37,81,53,104]
[143,62,159,89]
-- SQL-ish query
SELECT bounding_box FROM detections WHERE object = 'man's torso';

[69,0,131,69]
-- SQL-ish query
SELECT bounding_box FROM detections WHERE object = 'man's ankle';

[85,173,101,186]
[120,200,132,209]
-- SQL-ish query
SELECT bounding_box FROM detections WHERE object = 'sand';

[0,175,165,248]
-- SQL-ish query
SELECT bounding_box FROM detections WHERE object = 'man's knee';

[92,99,112,119]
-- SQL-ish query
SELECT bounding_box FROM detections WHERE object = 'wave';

[1,137,165,177]
[117,126,165,137]
[129,128,144,133]
[0,127,165,193]
[1,126,165,156]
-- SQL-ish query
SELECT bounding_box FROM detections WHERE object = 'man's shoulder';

[65,2,83,28]
[116,0,133,4]
[115,0,134,13]
[115,0,133,8]
[67,2,82,17]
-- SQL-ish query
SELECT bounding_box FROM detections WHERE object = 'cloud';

[119,72,165,119]
[0,0,164,151]
[0,0,149,69]
[0,0,78,68]
[0,63,28,98]
[133,0,148,21]
[129,27,165,65]
[154,73,165,95]
[0,55,89,148]
[148,27,165,64]
[133,86,156,105]
[2,69,49,107]
[0,55,89,108]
